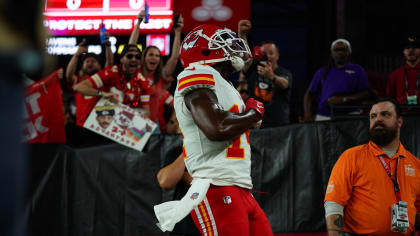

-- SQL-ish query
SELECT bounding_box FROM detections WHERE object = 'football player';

[155,24,273,236]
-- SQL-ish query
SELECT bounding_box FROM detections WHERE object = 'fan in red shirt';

[74,45,151,117]
[128,10,184,132]
[387,37,420,106]
[65,39,114,126]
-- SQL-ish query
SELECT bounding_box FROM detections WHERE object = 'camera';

[252,46,268,66]
[258,54,268,66]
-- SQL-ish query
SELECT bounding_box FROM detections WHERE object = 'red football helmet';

[180,24,251,70]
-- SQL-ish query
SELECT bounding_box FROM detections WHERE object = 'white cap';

[331,38,352,54]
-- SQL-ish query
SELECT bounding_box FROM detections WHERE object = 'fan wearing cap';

[304,38,369,121]
[386,37,420,106]
[65,38,114,127]
[73,44,151,117]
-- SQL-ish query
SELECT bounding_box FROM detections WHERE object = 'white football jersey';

[174,65,252,189]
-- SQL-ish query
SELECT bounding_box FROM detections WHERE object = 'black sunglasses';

[125,54,141,59]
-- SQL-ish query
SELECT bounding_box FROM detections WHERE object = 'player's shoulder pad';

[177,65,216,96]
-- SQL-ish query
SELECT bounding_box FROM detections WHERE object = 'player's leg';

[245,191,273,236]
[190,185,249,236]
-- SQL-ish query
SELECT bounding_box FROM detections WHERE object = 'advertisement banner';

[24,70,66,143]
[84,98,157,151]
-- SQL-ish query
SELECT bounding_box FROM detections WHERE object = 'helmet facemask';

[191,28,251,71]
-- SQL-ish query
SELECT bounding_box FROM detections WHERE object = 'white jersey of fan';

[174,64,252,189]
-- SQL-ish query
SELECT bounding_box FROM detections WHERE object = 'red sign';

[44,0,173,36]
[174,0,250,33]
[24,70,66,143]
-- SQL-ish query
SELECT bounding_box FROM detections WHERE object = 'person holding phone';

[238,20,293,128]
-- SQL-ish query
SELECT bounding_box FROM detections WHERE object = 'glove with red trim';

[245,98,264,118]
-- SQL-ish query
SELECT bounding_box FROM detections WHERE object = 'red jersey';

[387,63,420,104]
[74,75,110,126]
[88,65,151,109]
[145,73,174,131]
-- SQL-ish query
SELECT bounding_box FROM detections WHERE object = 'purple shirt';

[309,62,368,116]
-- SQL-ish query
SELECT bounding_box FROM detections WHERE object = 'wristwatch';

[97,90,103,97]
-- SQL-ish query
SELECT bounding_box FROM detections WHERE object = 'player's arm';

[157,153,186,190]
[184,88,262,141]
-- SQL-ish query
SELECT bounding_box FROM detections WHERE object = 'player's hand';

[238,20,251,37]
[245,98,264,118]
[257,61,274,79]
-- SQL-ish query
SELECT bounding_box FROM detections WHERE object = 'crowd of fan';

[38,15,420,146]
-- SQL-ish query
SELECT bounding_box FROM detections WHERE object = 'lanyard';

[403,67,420,94]
[378,155,401,202]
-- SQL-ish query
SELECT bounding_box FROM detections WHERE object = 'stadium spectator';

[324,97,420,235]
[129,10,184,132]
[304,39,369,121]
[73,44,151,117]
[66,37,114,126]
[387,37,420,106]
[239,20,293,127]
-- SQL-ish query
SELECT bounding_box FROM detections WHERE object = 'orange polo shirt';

[325,141,420,235]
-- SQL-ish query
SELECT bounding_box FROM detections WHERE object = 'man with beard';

[66,41,113,126]
[324,98,420,235]
[74,45,151,117]
[304,39,369,121]
[387,37,420,107]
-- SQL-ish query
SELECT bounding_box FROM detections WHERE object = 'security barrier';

[26,117,420,235]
